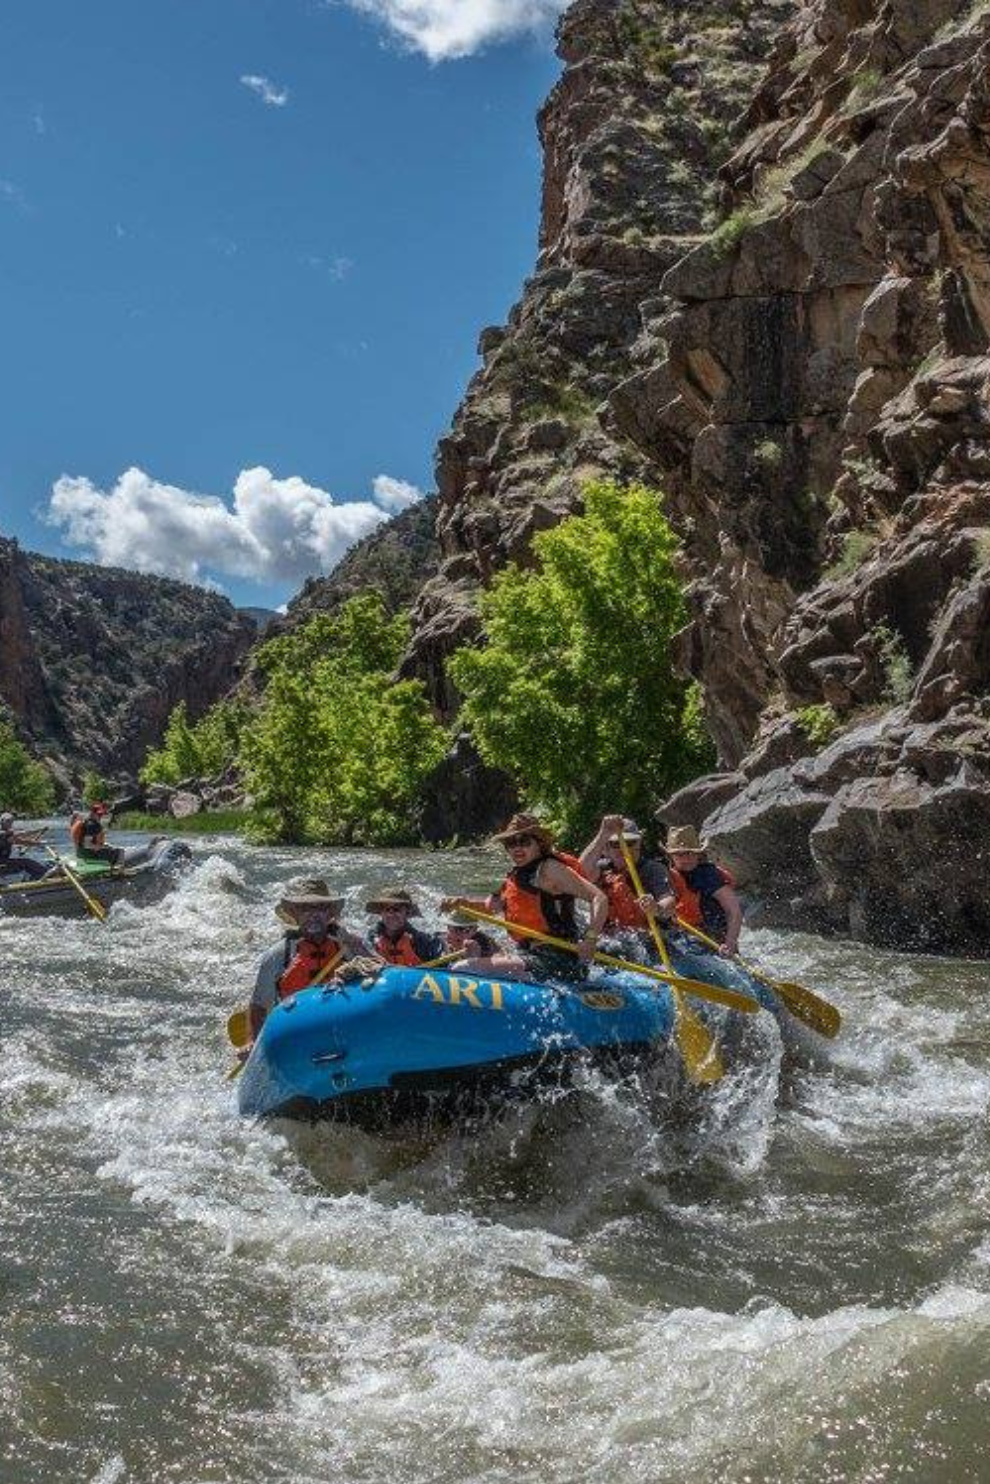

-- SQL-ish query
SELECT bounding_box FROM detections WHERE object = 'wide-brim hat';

[278,877,344,912]
[365,886,421,917]
[607,816,642,843]
[444,907,484,929]
[491,812,554,848]
[663,825,706,854]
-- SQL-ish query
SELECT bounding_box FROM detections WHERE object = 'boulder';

[169,791,203,819]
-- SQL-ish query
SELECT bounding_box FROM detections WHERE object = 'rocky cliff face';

[404,0,794,709]
[636,0,990,951]
[411,0,990,950]
[0,537,254,788]
[288,496,439,626]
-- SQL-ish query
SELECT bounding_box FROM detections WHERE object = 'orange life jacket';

[599,865,647,929]
[501,853,579,944]
[669,863,735,937]
[277,936,342,998]
[373,929,424,967]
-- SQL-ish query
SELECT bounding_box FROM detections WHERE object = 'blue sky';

[0,0,564,607]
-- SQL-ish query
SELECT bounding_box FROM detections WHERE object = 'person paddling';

[70,802,124,868]
[443,907,498,964]
[365,887,442,966]
[0,812,49,881]
[443,812,608,983]
[578,814,672,949]
[662,825,743,957]
[248,878,370,1039]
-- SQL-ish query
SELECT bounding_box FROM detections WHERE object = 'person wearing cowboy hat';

[662,824,742,957]
[443,906,498,964]
[578,813,673,948]
[248,877,374,1039]
[364,886,442,967]
[441,811,608,983]
[0,811,49,881]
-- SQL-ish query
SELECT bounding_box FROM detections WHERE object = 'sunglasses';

[503,833,536,848]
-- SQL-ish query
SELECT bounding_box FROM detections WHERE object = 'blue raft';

[237,957,770,1126]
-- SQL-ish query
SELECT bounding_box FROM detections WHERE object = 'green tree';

[242,593,448,844]
[448,480,714,839]
[141,698,247,785]
[81,769,114,803]
[0,720,55,815]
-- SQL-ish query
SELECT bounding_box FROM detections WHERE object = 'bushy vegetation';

[448,480,714,840]
[873,623,914,705]
[242,593,448,845]
[0,720,55,815]
[824,529,879,579]
[796,703,840,748]
[115,809,247,835]
[81,769,113,803]
[141,698,248,786]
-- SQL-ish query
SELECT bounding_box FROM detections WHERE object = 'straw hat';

[364,886,421,917]
[663,825,706,854]
[278,877,344,913]
[444,907,483,929]
[490,812,554,849]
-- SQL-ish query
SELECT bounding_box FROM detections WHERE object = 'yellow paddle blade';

[770,980,842,1039]
[672,989,724,1084]
[226,1058,246,1081]
[226,1008,251,1049]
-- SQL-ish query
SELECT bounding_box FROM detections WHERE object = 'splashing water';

[2,831,989,1483]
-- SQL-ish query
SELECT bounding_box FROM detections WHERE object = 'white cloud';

[240,73,289,106]
[372,474,424,512]
[46,466,394,588]
[345,0,566,60]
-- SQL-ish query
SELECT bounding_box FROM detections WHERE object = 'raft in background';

[237,957,776,1127]
[0,839,193,918]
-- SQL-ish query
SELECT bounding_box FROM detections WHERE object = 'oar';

[422,948,471,970]
[618,836,723,1084]
[456,906,758,1014]
[226,946,346,1078]
[674,916,841,1039]
[43,843,107,923]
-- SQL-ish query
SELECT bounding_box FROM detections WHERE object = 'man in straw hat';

[662,824,743,957]
[442,811,608,983]
[248,877,374,1038]
[364,886,442,967]
[443,906,499,964]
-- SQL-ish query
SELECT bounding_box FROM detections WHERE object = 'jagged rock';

[656,771,747,833]
[170,791,203,819]
[419,734,517,845]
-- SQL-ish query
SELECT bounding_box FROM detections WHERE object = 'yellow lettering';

[447,977,483,1009]
[412,974,446,1004]
[488,981,505,1011]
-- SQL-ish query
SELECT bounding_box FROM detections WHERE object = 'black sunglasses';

[503,833,536,848]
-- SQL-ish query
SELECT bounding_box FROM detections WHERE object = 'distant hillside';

[287,495,439,624]
[0,537,254,788]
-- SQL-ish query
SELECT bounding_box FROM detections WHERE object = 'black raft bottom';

[268,1041,659,1132]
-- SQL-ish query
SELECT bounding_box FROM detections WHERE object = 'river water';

[2,830,989,1484]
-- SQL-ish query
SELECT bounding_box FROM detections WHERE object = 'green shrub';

[81,769,113,804]
[449,480,715,840]
[711,206,757,258]
[115,809,247,835]
[0,720,55,815]
[824,529,879,579]
[972,528,990,570]
[754,438,783,468]
[796,704,840,748]
[873,623,914,704]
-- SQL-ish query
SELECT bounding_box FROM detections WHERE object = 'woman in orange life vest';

[70,802,124,867]
[248,877,373,1039]
[660,824,743,957]
[364,886,442,966]
[442,812,609,983]
[578,813,673,951]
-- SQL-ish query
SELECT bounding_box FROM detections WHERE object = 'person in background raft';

[248,878,375,1039]
[365,887,443,966]
[661,824,743,958]
[578,814,672,952]
[70,802,124,868]
[442,812,608,983]
[0,812,49,881]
